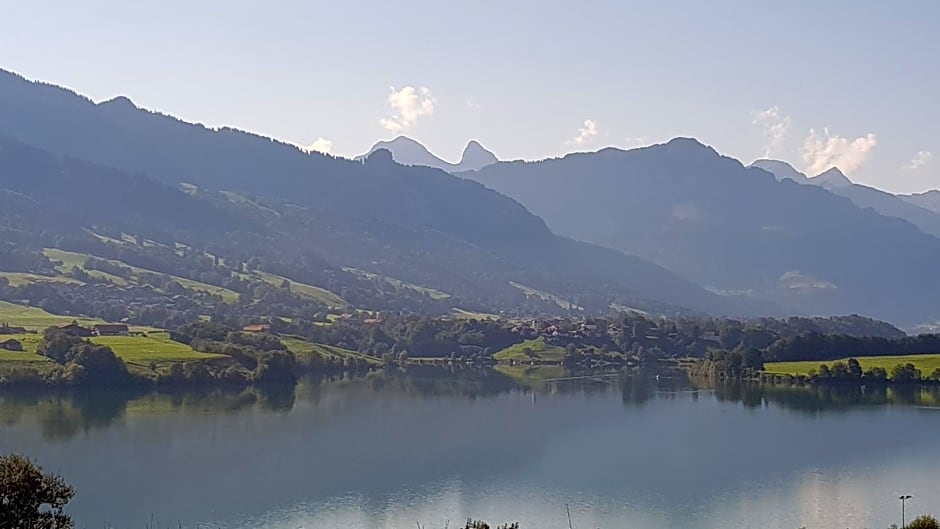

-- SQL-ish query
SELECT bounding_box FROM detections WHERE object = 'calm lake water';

[2,369,939,529]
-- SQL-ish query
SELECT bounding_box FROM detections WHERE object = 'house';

[362,318,383,325]
[242,324,271,333]
[0,325,28,335]
[0,339,23,351]
[93,324,129,336]
[56,323,93,337]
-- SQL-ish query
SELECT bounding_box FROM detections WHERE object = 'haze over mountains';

[0,68,750,319]
[900,190,940,214]
[358,136,499,173]
[4,67,940,326]
[751,160,940,239]
[466,140,940,326]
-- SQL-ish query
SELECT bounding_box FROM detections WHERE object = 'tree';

[907,515,940,529]
[829,361,849,379]
[37,327,83,364]
[0,454,75,529]
[252,351,298,386]
[846,358,863,379]
[891,363,922,383]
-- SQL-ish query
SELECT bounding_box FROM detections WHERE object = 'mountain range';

[464,140,940,326]
[358,136,498,173]
[751,160,940,239]
[900,190,940,215]
[4,67,940,326]
[0,68,751,319]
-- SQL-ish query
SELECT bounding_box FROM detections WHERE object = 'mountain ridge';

[0,67,754,318]
[752,159,940,239]
[466,140,940,325]
[358,136,498,173]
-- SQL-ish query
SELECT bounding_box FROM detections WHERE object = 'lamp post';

[900,494,913,529]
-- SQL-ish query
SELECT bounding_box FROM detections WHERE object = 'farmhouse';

[56,323,93,337]
[0,339,23,351]
[0,325,27,335]
[93,324,129,336]
[242,324,270,333]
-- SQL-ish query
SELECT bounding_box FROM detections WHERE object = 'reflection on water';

[1,368,939,529]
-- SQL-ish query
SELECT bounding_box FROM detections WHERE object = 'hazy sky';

[2,0,939,193]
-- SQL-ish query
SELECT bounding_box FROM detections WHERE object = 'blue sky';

[2,0,938,193]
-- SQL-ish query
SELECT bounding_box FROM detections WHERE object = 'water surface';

[1,371,938,529]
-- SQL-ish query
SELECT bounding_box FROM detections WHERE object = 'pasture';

[281,337,382,365]
[764,354,940,376]
[256,271,348,308]
[0,300,103,330]
[493,337,567,362]
[0,330,223,371]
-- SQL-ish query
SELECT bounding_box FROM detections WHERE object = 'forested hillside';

[0,69,762,319]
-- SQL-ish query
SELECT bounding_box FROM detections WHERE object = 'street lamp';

[900,494,913,529]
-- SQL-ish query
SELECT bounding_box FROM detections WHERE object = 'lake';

[1,369,939,529]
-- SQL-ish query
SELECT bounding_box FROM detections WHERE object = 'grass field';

[765,354,940,376]
[0,300,104,329]
[0,348,51,364]
[0,333,223,368]
[0,272,82,287]
[493,337,567,362]
[343,267,451,300]
[42,248,239,301]
[450,308,500,320]
[94,334,225,365]
[281,337,382,365]
[509,281,583,311]
[43,248,129,285]
[256,271,348,308]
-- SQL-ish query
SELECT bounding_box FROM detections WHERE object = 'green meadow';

[0,300,104,330]
[764,354,940,376]
[493,337,567,362]
[255,271,348,308]
[281,337,382,366]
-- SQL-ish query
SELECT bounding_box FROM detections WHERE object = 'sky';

[2,0,939,193]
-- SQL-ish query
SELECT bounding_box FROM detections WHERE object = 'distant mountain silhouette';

[753,160,940,239]
[901,189,940,214]
[358,136,498,173]
[466,139,940,325]
[0,68,753,317]
[750,159,809,183]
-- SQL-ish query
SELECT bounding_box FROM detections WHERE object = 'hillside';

[466,139,940,326]
[0,69,752,319]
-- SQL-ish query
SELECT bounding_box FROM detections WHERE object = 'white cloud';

[301,137,333,154]
[568,119,598,146]
[466,99,481,110]
[752,106,791,158]
[800,128,878,175]
[379,86,435,133]
[624,136,650,148]
[902,150,933,170]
